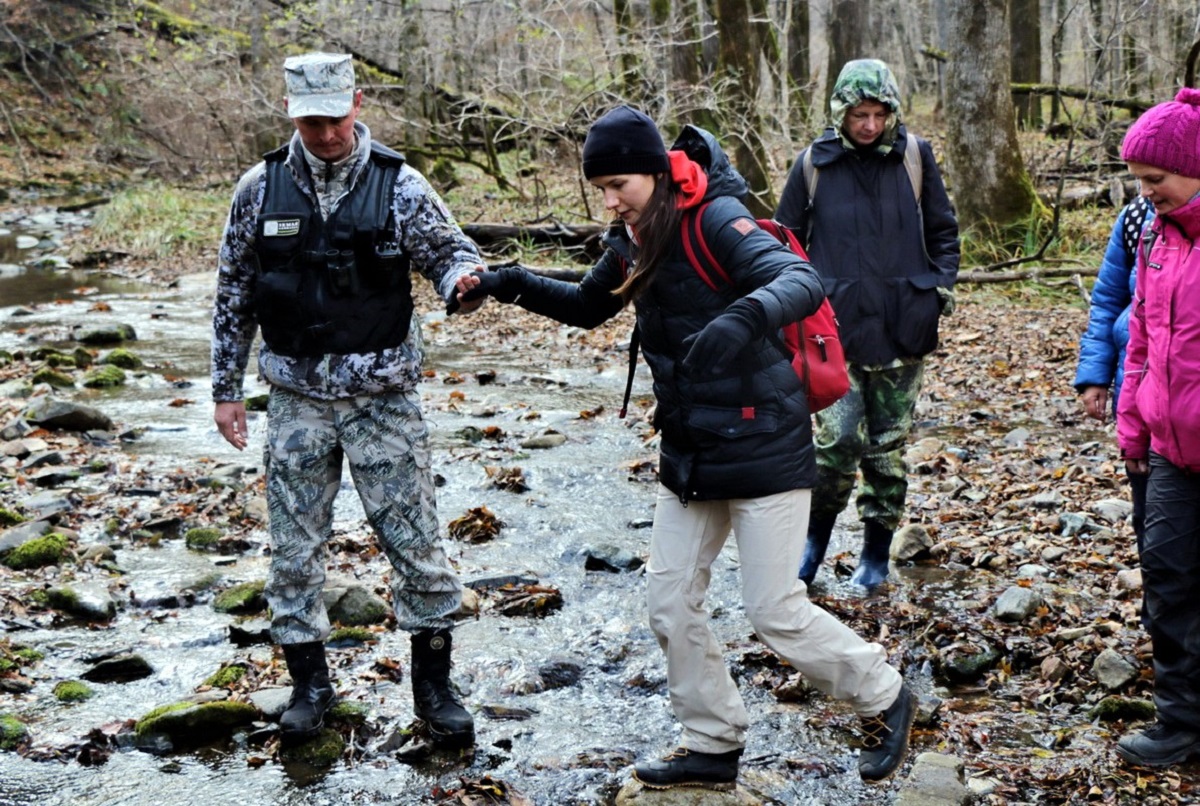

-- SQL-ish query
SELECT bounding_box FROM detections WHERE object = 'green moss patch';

[101,348,143,369]
[82,365,126,388]
[185,527,222,551]
[135,700,257,746]
[212,580,266,614]
[53,680,95,703]
[3,533,69,570]
[0,713,29,750]
[204,664,247,688]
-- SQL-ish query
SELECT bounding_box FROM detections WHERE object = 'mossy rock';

[0,507,25,527]
[279,727,345,766]
[13,646,44,663]
[245,394,269,412]
[1089,696,1157,723]
[185,527,222,551]
[72,347,94,368]
[204,664,247,688]
[328,626,374,647]
[101,348,143,369]
[212,580,267,614]
[30,347,70,362]
[134,700,257,747]
[83,365,126,388]
[328,700,368,727]
[0,713,29,750]
[3,533,69,570]
[53,680,95,703]
[31,367,75,388]
[86,458,110,473]
[43,353,77,369]
[77,324,137,345]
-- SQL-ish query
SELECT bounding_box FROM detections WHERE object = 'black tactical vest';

[253,142,413,357]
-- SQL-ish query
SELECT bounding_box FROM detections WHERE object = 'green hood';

[829,58,903,152]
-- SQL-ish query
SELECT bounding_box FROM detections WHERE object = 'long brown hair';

[613,174,682,305]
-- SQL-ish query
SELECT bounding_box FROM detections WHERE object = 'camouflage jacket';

[210,122,482,402]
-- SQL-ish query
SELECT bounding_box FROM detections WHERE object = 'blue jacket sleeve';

[1074,205,1136,392]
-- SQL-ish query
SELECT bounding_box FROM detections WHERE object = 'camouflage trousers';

[810,360,925,531]
[264,387,462,644]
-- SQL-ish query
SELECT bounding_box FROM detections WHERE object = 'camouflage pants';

[264,387,462,644]
[810,360,925,530]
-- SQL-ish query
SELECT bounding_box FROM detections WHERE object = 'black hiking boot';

[633,747,743,791]
[1117,721,1200,767]
[280,641,336,744]
[858,682,915,782]
[411,628,475,747]
[798,514,838,586]
[850,520,894,593]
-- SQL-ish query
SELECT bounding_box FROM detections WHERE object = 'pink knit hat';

[1122,87,1200,178]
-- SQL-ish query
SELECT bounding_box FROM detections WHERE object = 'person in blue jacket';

[1073,194,1153,549]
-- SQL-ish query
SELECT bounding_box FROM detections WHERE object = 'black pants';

[1143,452,1200,730]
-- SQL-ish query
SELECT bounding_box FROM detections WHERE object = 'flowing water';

[0,213,914,805]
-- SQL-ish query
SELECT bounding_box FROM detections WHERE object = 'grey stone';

[1092,648,1138,690]
[896,752,969,806]
[994,585,1043,621]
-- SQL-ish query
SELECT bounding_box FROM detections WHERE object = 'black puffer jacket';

[775,125,959,365]
[502,126,825,501]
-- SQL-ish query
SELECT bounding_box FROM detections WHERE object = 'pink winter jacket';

[1118,196,1200,470]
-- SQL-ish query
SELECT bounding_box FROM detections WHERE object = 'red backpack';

[680,202,849,414]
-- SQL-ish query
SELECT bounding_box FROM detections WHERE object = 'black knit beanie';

[582,105,670,179]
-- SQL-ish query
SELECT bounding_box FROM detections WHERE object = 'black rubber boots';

[411,628,475,747]
[280,641,337,743]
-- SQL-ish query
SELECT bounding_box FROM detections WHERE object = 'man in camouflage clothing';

[211,52,483,745]
[775,59,960,594]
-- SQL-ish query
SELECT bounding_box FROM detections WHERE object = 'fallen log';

[463,222,604,251]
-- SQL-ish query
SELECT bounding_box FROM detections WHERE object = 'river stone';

[76,323,137,345]
[47,582,116,621]
[134,700,257,751]
[212,581,267,614]
[616,780,759,805]
[79,542,116,564]
[248,687,291,720]
[892,523,934,561]
[82,653,154,683]
[583,544,644,572]
[0,380,34,402]
[22,397,113,432]
[993,585,1043,622]
[1091,498,1133,524]
[229,618,272,647]
[1092,648,1138,690]
[520,433,567,449]
[0,519,53,553]
[896,752,969,806]
[29,466,82,488]
[326,585,390,626]
[1115,568,1142,591]
[21,449,63,469]
[937,638,1001,684]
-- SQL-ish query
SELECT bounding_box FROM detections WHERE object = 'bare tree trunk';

[1050,0,1069,124]
[784,0,811,121]
[715,0,773,216]
[825,0,869,107]
[614,0,647,103]
[1010,0,1042,128]
[945,0,1045,230]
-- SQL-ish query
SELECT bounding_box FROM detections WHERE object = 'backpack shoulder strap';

[802,147,817,204]
[1140,227,1160,270]
[680,201,733,292]
[902,138,923,205]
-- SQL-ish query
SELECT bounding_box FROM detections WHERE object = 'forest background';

[1,0,1197,279]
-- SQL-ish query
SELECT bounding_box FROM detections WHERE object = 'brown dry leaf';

[490,584,563,618]
[447,506,504,543]
[483,466,529,493]
[167,398,193,408]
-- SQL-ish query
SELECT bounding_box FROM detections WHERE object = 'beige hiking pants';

[646,485,902,753]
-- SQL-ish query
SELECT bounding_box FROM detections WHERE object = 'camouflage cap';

[284,52,355,119]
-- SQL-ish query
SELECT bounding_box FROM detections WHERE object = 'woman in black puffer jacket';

[457,105,913,790]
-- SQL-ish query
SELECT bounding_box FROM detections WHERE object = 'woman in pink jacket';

[1116,87,1200,768]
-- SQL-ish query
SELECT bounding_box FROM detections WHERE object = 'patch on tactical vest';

[263,218,301,237]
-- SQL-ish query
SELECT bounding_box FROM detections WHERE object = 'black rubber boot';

[850,520,894,592]
[411,628,475,747]
[858,682,915,782]
[1117,721,1200,767]
[798,514,838,586]
[633,747,743,791]
[280,641,336,743]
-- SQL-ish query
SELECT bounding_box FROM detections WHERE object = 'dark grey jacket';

[775,125,959,365]
[503,126,825,501]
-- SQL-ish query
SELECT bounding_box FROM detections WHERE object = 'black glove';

[466,268,524,303]
[682,298,766,376]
